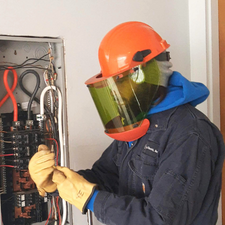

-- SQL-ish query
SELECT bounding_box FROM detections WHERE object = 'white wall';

[189,0,220,127]
[0,0,220,225]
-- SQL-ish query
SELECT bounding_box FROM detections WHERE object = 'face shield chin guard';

[85,59,160,142]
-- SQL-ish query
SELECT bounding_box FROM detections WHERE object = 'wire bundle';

[0,53,53,71]
[45,197,61,225]
[40,86,67,225]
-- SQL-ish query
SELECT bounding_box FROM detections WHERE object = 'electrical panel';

[0,36,69,225]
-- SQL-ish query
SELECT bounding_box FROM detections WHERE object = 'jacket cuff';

[48,189,59,196]
[82,185,97,214]
[86,190,99,212]
[93,191,111,223]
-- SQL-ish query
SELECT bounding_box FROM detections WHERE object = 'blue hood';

[148,71,210,115]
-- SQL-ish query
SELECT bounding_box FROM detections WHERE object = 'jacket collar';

[147,106,178,132]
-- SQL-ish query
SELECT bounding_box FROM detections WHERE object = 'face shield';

[86,59,160,141]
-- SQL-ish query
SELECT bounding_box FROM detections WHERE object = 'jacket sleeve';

[78,140,120,194]
[93,133,222,225]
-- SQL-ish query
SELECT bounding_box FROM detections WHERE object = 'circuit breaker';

[0,35,70,225]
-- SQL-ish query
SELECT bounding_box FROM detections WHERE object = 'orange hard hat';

[86,21,170,85]
[99,21,170,78]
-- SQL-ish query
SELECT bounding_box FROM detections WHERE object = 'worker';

[28,21,225,225]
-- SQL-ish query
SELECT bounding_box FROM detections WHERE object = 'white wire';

[56,87,68,225]
[40,86,51,115]
[52,197,57,222]
[40,86,67,225]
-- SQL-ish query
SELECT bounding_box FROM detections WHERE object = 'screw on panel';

[13,121,20,127]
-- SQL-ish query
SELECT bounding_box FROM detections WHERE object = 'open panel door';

[219,0,225,224]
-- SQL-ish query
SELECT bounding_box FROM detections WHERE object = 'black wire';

[0,66,50,71]
[18,72,57,139]
[0,53,49,70]
[19,70,41,120]
[19,53,49,66]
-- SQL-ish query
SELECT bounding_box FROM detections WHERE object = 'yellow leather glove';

[28,144,57,197]
[52,166,97,213]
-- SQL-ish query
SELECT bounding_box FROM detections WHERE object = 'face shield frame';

[85,59,161,142]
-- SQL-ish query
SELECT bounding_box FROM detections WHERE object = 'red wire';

[45,206,52,225]
[44,139,61,224]
[56,197,61,225]
[0,165,14,168]
[0,154,14,157]
[3,68,18,121]
[45,138,59,166]
[0,68,18,108]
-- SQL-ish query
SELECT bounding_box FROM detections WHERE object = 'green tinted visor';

[87,59,160,134]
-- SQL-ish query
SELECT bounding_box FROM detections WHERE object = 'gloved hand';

[52,166,97,213]
[28,144,57,197]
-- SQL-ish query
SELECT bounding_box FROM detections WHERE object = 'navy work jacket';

[78,104,225,225]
